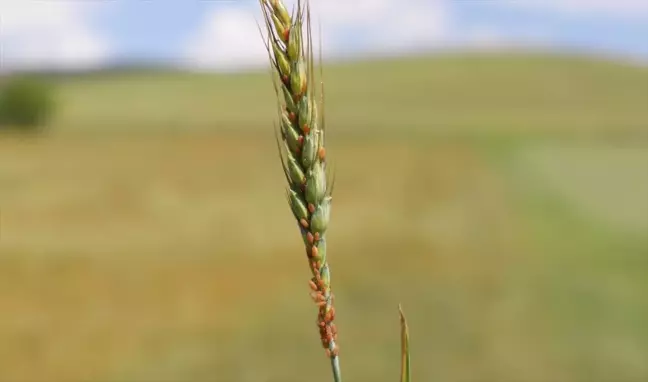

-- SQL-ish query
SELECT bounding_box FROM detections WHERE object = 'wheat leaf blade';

[399,304,412,382]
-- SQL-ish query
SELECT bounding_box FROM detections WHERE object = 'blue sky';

[1,0,647,71]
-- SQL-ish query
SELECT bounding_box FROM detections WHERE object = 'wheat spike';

[258,0,342,381]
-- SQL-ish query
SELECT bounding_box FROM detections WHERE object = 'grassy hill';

[1,53,647,382]
[49,53,648,138]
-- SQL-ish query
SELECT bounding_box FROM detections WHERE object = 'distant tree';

[0,74,56,131]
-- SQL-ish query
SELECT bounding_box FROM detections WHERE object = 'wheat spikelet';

[258,0,342,380]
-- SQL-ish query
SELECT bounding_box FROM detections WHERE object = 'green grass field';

[1,53,647,382]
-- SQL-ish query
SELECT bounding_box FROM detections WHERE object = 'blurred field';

[1,54,647,382]
[50,54,648,138]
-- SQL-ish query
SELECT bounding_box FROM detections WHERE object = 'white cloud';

[183,0,453,71]
[183,6,269,71]
[311,0,450,51]
[462,25,555,51]
[503,0,648,19]
[0,0,111,70]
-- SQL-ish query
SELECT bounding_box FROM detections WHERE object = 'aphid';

[324,325,333,339]
[325,306,336,322]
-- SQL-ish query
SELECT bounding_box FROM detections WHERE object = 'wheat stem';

[258,0,342,380]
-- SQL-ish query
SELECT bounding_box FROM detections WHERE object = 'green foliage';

[0,75,56,131]
[400,305,411,382]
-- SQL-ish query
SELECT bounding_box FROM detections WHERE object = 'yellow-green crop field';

[1,54,647,382]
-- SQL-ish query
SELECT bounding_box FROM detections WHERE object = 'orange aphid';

[325,307,336,322]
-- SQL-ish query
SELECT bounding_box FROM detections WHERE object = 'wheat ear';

[258,0,341,381]
[258,1,413,381]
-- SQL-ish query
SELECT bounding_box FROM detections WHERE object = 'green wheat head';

[258,1,412,381]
